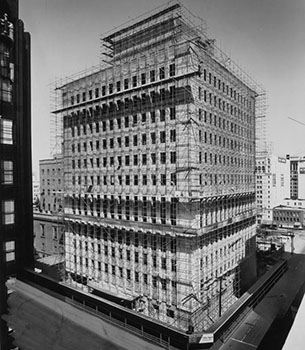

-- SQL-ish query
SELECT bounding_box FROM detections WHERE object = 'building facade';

[256,154,290,224]
[273,205,305,229]
[0,0,32,347]
[33,212,64,258]
[39,153,64,213]
[288,155,305,200]
[53,4,259,332]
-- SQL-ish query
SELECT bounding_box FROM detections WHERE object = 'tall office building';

[0,0,32,347]
[52,3,261,332]
[288,155,305,200]
[256,153,290,224]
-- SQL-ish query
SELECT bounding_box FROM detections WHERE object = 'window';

[151,153,156,165]
[170,107,176,120]
[160,152,166,164]
[171,173,177,186]
[161,279,167,290]
[160,109,166,122]
[151,132,156,144]
[150,70,155,82]
[133,114,137,126]
[160,131,166,143]
[125,136,129,147]
[133,135,138,146]
[124,78,129,90]
[167,308,174,318]
[141,73,146,85]
[1,160,13,184]
[142,134,146,145]
[0,119,13,144]
[109,83,113,94]
[134,174,138,185]
[142,174,147,185]
[151,111,156,123]
[170,151,176,164]
[159,67,165,79]
[161,174,166,186]
[2,200,14,224]
[170,129,176,142]
[169,63,175,77]
[116,81,121,92]
[142,154,147,165]
[133,155,138,166]
[125,155,130,166]
[132,76,137,87]
[151,174,157,185]
[5,241,15,262]
[125,116,129,128]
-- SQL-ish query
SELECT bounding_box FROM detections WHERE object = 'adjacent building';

[39,153,64,213]
[273,205,305,229]
[0,0,33,347]
[288,155,305,200]
[52,4,260,332]
[33,212,64,258]
[256,153,290,224]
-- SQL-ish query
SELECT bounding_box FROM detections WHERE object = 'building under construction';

[52,2,263,333]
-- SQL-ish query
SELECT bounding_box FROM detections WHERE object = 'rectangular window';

[160,152,166,164]
[2,200,14,224]
[170,129,176,142]
[125,116,129,128]
[170,173,177,186]
[151,132,156,144]
[150,70,155,82]
[124,79,129,90]
[169,63,175,77]
[151,174,157,185]
[170,107,176,120]
[116,81,121,92]
[142,174,147,185]
[1,160,13,184]
[170,151,176,164]
[0,119,13,144]
[159,67,165,79]
[141,73,146,85]
[161,174,166,186]
[5,241,15,262]
[142,134,146,145]
[160,131,166,143]
[160,109,166,122]
[133,155,138,166]
[132,76,137,87]
[151,153,156,165]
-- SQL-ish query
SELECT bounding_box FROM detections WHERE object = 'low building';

[33,211,64,258]
[39,154,63,213]
[273,205,305,229]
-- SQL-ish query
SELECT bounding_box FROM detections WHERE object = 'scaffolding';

[50,1,264,334]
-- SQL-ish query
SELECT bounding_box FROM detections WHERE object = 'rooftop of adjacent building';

[213,232,305,350]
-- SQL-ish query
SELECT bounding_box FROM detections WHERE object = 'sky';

[19,0,305,174]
